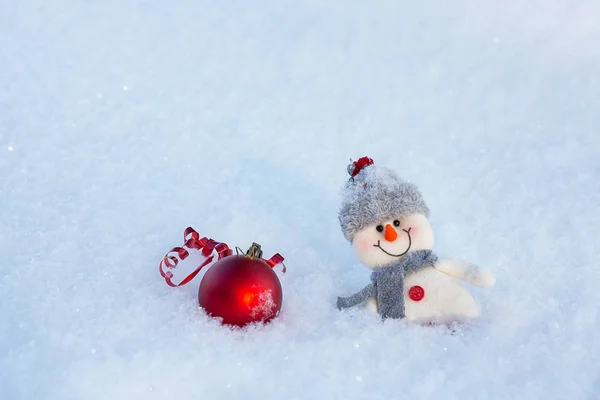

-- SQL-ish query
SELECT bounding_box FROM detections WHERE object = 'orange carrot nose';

[384,224,398,242]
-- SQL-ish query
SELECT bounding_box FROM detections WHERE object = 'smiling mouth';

[374,228,412,257]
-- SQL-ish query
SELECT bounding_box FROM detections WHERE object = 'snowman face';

[352,213,434,269]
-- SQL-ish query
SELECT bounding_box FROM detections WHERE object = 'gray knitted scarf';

[336,250,438,319]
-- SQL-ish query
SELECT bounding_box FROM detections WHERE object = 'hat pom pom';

[348,156,374,178]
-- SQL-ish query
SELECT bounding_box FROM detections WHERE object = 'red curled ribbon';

[264,253,286,272]
[159,227,286,287]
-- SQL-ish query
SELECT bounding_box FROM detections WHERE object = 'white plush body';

[366,265,484,323]
[355,213,495,324]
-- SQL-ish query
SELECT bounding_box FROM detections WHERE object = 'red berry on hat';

[348,156,374,177]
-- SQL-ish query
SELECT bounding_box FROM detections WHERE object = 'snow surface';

[2,1,600,399]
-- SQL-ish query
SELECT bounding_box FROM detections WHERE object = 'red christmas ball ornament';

[198,252,283,327]
[159,229,286,328]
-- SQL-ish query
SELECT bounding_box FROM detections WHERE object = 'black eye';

[393,220,400,227]
[376,225,384,232]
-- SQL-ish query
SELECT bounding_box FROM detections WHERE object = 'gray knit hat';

[338,157,429,242]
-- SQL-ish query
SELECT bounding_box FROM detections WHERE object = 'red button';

[409,285,425,301]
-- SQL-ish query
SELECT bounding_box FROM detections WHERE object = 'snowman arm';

[433,259,496,287]
[336,283,376,310]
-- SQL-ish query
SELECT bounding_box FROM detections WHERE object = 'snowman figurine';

[336,157,495,324]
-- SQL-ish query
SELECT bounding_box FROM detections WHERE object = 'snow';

[1,0,600,399]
